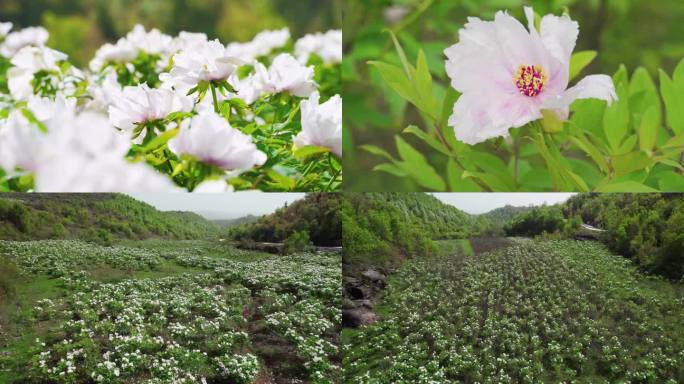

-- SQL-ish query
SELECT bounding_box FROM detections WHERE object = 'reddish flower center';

[513,65,547,97]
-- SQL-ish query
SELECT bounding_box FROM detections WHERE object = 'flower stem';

[210,82,219,114]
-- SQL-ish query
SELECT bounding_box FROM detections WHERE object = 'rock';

[342,298,356,310]
[342,308,378,327]
[346,285,371,300]
[343,276,359,285]
[357,299,374,309]
[361,269,386,282]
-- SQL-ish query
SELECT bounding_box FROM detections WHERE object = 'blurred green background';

[0,0,342,67]
[343,0,684,191]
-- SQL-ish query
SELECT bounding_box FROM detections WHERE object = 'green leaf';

[373,163,408,177]
[568,51,597,81]
[267,170,296,190]
[385,29,413,79]
[663,131,684,149]
[611,151,653,176]
[403,125,450,156]
[462,170,509,192]
[441,87,460,130]
[638,104,660,151]
[368,61,417,105]
[139,128,179,152]
[569,132,610,174]
[658,171,684,191]
[603,82,629,152]
[446,158,459,191]
[395,136,446,191]
[541,109,564,133]
[360,145,395,161]
[595,181,658,192]
[659,68,684,134]
[414,49,438,118]
[293,145,330,159]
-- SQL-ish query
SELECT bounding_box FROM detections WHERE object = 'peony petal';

[540,13,579,65]
[542,74,617,111]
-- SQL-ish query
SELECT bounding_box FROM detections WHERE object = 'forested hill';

[229,193,342,246]
[342,193,474,265]
[562,193,684,279]
[0,193,218,242]
[480,205,535,227]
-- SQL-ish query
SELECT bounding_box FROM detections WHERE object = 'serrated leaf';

[373,163,408,177]
[568,51,597,81]
[360,145,395,161]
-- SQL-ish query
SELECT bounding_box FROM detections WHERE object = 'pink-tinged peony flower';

[444,7,617,145]
[108,83,193,132]
[294,92,342,157]
[168,110,267,173]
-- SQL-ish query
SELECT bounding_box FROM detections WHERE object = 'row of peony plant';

[0,22,341,192]
[2,240,341,383]
[344,240,684,383]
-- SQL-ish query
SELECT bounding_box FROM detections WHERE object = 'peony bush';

[0,23,342,192]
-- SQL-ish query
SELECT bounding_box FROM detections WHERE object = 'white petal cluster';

[0,26,48,57]
[225,27,290,62]
[295,92,343,157]
[108,83,193,132]
[8,46,68,100]
[168,110,267,172]
[232,53,317,103]
[295,29,342,64]
[160,39,243,94]
[89,24,175,71]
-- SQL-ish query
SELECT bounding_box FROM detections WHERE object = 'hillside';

[342,193,474,265]
[230,193,342,246]
[480,205,535,228]
[213,215,259,227]
[0,193,218,242]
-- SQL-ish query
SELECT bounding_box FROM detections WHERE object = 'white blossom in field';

[258,53,317,97]
[168,110,267,172]
[0,26,48,57]
[0,22,12,37]
[172,31,209,52]
[192,179,235,193]
[89,39,137,71]
[7,45,68,100]
[225,27,290,62]
[161,39,243,93]
[85,72,123,112]
[444,6,617,144]
[294,92,342,157]
[108,83,193,132]
[125,24,174,56]
[295,29,342,64]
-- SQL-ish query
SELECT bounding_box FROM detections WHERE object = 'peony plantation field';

[343,239,684,383]
[0,239,341,383]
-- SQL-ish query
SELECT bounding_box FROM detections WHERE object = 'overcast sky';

[431,193,576,214]
[127,193,305,220]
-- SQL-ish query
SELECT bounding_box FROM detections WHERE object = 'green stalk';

[210,82,219,114]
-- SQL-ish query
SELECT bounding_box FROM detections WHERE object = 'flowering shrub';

[344,240,684,382]
[0,23,341,192]
[362,7,684,192]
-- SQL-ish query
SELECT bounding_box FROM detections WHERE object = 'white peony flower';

[444,7,617,144]
[294,92,342,157]
[7,45,68,100]
[85,72,123,112]
[0,22,12,38]
[0,26,48,57]
[108,83,193,132]
[295,30,342,64]
[161,39,243,94]
[125,24,174,56]
[192,179,234,193]
[89,39,137,72]
[257,53,317,98]
[225,28,290,62]
[172,31,209,53]
[168,110,267,172]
